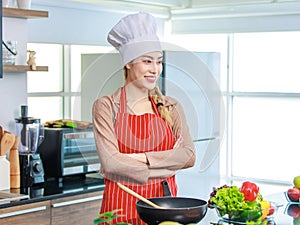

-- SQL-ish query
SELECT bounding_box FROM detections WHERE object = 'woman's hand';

[173,134,183,149]
[125,153,148,164]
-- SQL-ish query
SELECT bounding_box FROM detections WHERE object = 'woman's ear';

[125,63,131,70]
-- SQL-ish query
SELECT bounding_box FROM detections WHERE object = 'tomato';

[287,188,300,202]
[240,181,259,202]
[267,205,275,215]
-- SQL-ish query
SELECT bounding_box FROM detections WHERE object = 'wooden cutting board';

[0,132,15,156]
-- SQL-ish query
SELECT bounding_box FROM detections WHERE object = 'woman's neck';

[125,84,149,103]
[125,85,154,115]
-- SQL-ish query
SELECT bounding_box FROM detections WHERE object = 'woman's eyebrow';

[141,55,163,60]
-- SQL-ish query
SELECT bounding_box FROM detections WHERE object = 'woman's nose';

[149,62,160,74]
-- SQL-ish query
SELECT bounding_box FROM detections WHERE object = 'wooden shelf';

[3,65,48,72]
[3,7,48,19]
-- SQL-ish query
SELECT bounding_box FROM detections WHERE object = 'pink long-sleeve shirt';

[92,87,196,184]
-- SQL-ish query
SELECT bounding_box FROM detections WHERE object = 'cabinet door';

[51,191,103,225]
[0,201,51,225]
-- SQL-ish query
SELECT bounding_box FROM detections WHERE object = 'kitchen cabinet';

[2,7,49,73]
[0,175,104,225]
[51,190,103,225]
[0,200,51,225]
[0,190,103,225]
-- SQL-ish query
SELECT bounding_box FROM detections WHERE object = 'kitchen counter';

[0,173,105,209]
[0,176,295,224]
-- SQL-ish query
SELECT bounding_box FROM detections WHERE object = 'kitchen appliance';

[37,127,100,183]
[15,105,45,188]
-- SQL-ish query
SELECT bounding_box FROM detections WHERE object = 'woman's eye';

[143,60,152,64]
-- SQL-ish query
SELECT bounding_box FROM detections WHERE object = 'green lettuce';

[209,186,262,221]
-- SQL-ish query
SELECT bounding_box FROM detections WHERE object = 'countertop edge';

[0,184,105,209]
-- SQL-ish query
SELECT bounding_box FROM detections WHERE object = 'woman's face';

[125,51,163,90]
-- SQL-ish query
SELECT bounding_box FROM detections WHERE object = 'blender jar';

[15,105,44,153]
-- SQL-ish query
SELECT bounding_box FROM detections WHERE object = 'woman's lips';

[144,76,157,83]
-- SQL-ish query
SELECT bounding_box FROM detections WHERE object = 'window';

[169,31,300,194]
[27,43,112,123]
[232,32,300,93]
[230,32,300,192]
[27,43,63,122]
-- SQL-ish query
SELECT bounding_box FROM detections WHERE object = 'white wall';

[0,18,28,132]
[172,14,300,34]
[27,4,166,45]
[171,1,300,34]
[0,3,166,133]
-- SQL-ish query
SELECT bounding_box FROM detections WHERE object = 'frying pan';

[136,181,207,225]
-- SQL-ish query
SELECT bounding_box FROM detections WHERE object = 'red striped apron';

[100,86,177,225]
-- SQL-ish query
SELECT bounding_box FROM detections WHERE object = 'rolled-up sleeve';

[93,96,150,184]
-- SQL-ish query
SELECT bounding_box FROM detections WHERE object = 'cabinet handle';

[0,206,47,218]
[52,195,103,208]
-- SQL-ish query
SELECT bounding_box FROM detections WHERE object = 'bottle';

[0,155,10,190]
[2,40,17,65]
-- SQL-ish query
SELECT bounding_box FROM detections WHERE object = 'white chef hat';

[107,12,162,66]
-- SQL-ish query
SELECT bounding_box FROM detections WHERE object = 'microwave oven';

[37,127,100,182]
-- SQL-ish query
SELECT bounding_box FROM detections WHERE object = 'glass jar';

[2,40,17,65]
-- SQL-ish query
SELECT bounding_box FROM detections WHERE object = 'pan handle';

[161,181,172,197]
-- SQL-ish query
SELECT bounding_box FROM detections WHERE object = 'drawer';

[51,191,103,225]
[0,201,51,225]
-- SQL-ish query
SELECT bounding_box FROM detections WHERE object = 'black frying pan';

[136,181,207,225]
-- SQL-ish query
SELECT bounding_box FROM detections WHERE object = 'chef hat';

[107,12,162,66]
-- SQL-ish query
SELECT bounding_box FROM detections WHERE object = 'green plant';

[94,209,131,225]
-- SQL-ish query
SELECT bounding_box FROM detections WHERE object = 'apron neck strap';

[120,86,127,113]
[150,97,160,115]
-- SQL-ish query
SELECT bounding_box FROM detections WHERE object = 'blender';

[15,105,45,189]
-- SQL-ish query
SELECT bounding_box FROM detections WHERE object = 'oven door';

[62,131,100,176]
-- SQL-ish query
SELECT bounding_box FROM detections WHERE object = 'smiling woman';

[92,12,196,224]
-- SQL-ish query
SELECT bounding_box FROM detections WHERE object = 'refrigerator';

[81,50,222,199]
[162,50,222,199]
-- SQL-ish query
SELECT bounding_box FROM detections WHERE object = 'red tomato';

[287,188,300,202]
[268,205,275,215]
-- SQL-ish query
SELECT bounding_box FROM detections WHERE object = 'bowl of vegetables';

[208,182,281,224]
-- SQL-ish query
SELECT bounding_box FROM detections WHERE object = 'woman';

[92,12,195,224]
